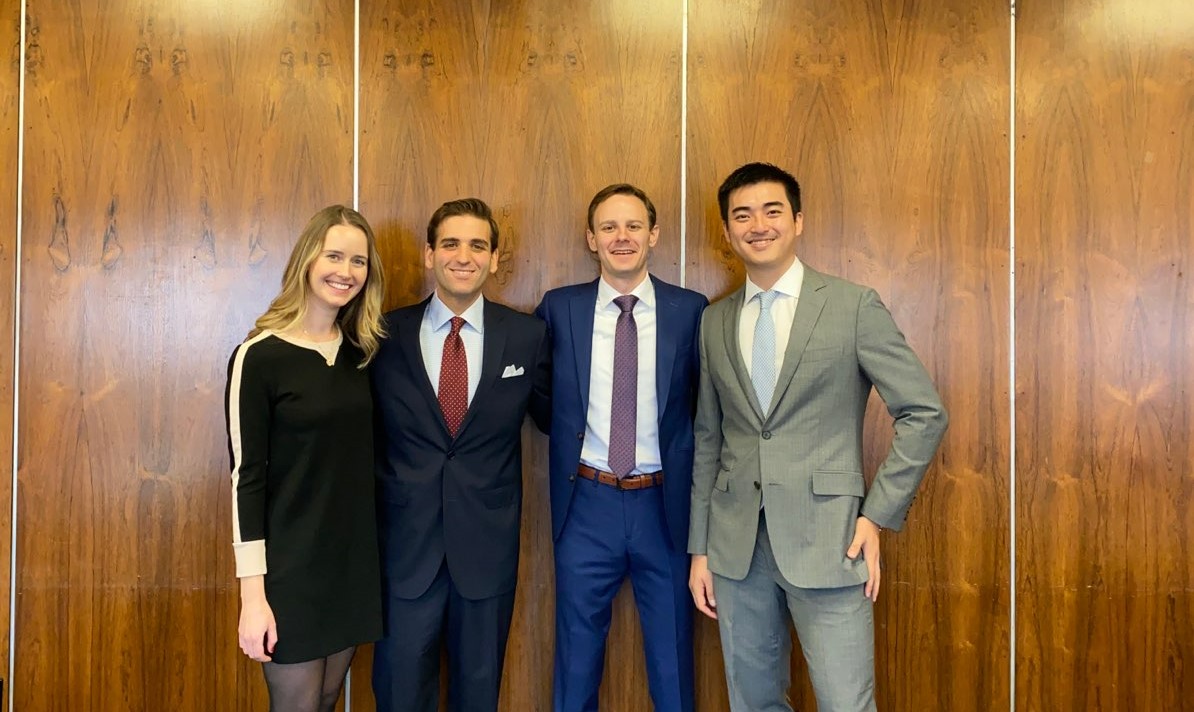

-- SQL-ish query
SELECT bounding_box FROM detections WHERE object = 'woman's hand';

[237,575,278,662]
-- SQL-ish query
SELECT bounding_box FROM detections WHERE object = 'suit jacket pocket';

[811,471,865,549]
[811,471,865,497]
[378,480,411,508]
[713,467,731,492]
[801,345,844,363]
[479,482,518,510]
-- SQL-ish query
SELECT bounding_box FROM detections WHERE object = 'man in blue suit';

[372,198,551,712]
[535,184,707,712]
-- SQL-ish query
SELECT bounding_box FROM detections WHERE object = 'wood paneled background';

[0,0,20,701]
[15,0,353,709]
[1015,1,1194,710]
[0,0,1186,710]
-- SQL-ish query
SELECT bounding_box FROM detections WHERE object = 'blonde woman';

[225,205,386,711]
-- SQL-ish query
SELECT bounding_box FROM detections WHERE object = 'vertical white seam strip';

[352,0,360,211]
[678,0,688,288]
[1008,1,1017,710]
[345,3,361,707]
[9,0,26,707]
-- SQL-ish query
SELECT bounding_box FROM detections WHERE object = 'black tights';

[262,645,356,712]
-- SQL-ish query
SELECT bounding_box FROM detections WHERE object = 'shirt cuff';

[234,540,267,578]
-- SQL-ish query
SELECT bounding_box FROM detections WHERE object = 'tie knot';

[448,316,465,336]
[756,290,778,311]
[614,295,638,314]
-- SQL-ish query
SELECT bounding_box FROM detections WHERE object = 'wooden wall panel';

[5,0,1185,709]
[686,1,1011,710]
[1015,1,1194,709]
[16,1,353,709]
[0,0,20,706]
[356,1,681,709]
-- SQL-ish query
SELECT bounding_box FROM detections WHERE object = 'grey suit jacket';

[689,266,948,588]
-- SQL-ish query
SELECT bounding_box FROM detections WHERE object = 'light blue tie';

[751,290,779,414]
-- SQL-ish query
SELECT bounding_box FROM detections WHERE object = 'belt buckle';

[618,473,647,490]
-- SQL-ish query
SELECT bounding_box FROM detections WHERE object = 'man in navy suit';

[535,184,707,712]
[371,198,551,712]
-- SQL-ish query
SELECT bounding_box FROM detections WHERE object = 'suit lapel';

[721,287,766,421]
[769,268,828,413]
[455,298,506,438]
[652,276,678,424]
[569,282,598,415]
[397,298,449,435]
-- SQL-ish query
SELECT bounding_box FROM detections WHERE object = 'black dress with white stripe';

[225,331,381,664]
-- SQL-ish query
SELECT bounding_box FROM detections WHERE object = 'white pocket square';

[501,364,525,378]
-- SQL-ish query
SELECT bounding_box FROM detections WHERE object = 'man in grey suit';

[688,162,948,712]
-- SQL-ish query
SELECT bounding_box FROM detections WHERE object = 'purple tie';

[608,295,639,478]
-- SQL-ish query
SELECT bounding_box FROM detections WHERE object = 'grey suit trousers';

[712,512,876,712]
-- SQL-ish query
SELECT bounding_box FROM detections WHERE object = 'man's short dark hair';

[717,163,802,223]
[586,184,658,231]
[427,197,500,250]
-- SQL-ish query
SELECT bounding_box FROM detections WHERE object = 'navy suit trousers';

[552,477,695,712]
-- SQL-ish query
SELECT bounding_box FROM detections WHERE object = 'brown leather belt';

[577,464,664,490]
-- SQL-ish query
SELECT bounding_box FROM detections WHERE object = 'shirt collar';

[597,273,655,310]
[427,292,486,334]
[744,257,804,304]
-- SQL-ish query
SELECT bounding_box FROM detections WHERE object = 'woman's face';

[307,224,369,313]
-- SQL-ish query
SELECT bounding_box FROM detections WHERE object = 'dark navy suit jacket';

[534,276,707,551]
[372,297,551,601]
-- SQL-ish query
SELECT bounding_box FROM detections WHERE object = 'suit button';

[762,431,771,440]
[754,481,761,490]
[569,475,576,482]
[577,432,584,441]
[447,451,455,460]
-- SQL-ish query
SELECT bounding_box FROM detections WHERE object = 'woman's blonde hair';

[248,205,387,366]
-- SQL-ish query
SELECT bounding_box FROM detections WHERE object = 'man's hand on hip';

[846,516,882,602]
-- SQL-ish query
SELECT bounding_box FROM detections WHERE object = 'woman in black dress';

[225,205,386,711]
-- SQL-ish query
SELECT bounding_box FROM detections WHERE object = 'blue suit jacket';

[372,297,551,600]
[534,276,707,551]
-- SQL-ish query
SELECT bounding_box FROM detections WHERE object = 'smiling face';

[586,193,659,291]
[306,223,369,315]
[722,180,803,288]
[425,214,498,314]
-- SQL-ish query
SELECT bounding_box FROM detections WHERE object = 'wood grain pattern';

[356,1,681,709]
[1015,1,1194,709]
[686,1,1011,709]
[0,1,20,706]
[7,0,1188,709]
[16,0,353,708]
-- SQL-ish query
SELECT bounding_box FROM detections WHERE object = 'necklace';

[301,324,339,342]
[277,324,342,366]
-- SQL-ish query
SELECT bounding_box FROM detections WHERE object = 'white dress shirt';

[580,276,662,474]
[420,293,485,405]
[739,258,805,381]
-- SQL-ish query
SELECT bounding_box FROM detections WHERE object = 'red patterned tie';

[438,316,468,437]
